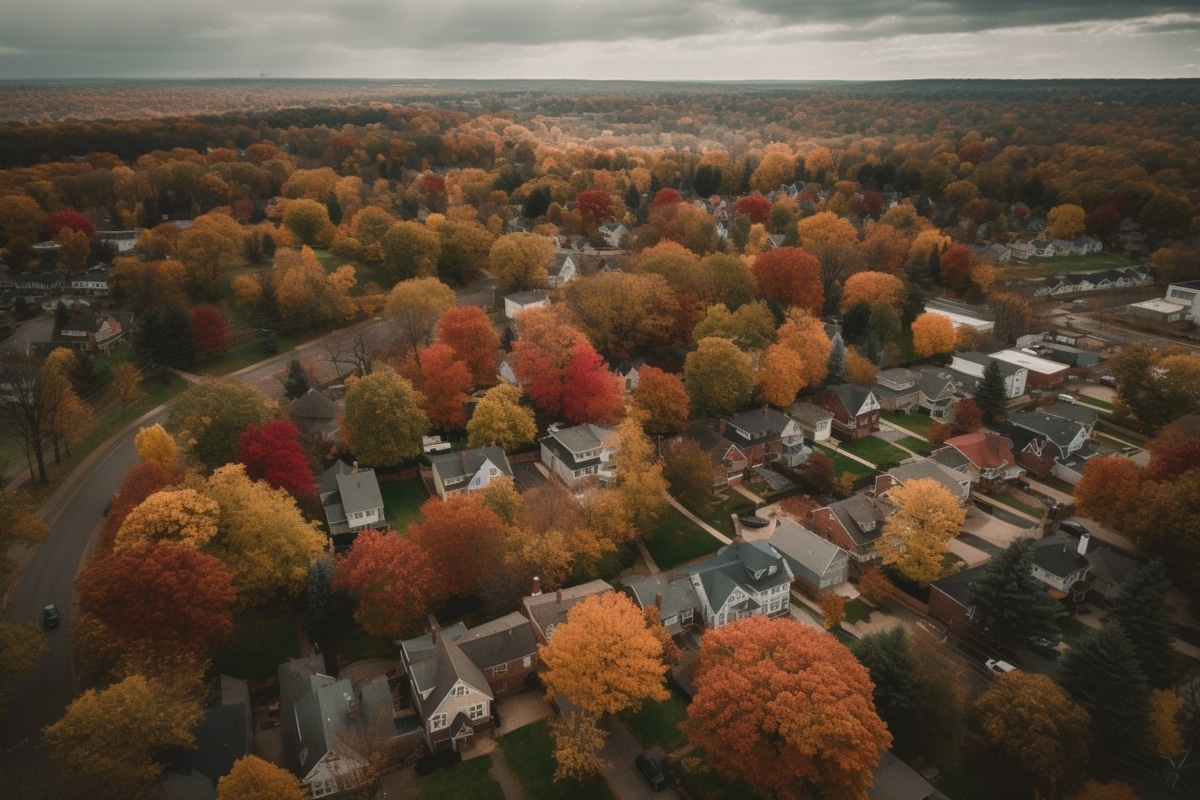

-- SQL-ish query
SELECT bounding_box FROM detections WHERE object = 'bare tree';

[0,357,67,485]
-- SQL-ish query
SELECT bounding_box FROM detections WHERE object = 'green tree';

[466,383,537,451]
[664,438,718,507]
[342,367,428,466]
[489,232,554,294]
[1107,560,1174,689]
[383,220,440,282]
[385,276,456,357]
[283,198,332,246]
[166,380,269,472]
[966,538,1060,651]
[974,359,1008,424]
[437,220,494,285]
[283,358,310,400]
[827,333,847,384]
[1060,624,1151,758]
[850,628,921,755]
[683,336,754,418]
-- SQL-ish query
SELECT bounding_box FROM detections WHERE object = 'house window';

[449,685,468,697]
[492,663,508,676]
[523,655,533,668]
[490,468,499,476]
[468,703,486,721]
[663,615,678,627]
[681,609,693,624]
[431,713,447,730]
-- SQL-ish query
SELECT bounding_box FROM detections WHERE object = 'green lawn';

[815,444,874,478]
[895,436,933,456]
[620,687,690,752]
[680,493,754,538]
[381,477,429,530]
[498,720,615,800]
[211,605,301,681]
[313,248,393,292]
[333,628,398,667]
[1076,395,1113,411]
[646,505,723,569]
[997,252,1137,280]
[1038,475,1077,494]
[979,491,1046,519]
[416,754,505,800]
[677,749,764,800]
[194,331,303,377]
[941,552,968,578]
[881,411,934,438]
[1056,616,1094,648]
[843,597,874,624]
[834,435,909,466]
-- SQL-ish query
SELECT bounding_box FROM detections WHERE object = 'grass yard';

[815,445,874,478]
[941,552,968,578]
[681,493,754,538]
[646,504,723,569]
[1076,395,1113,411]
[843,597,874,624]
[332,628,398,667]
[212,605,301,681]
[1056,616,1094,648]
[1095,419,1148,446]
[416,755,505,800]
[499,720,615,800]
[678,749,765,800]
[313,248,393,292]
[979,491,1046,519]
[621,686,690,752]
[194,331,304,376]
[381,477,429,530]
[881,411,934,438]
[997,252,1137,280]
[835,435,909,466]
[895,436,933,456]
[1037,475,1077,495]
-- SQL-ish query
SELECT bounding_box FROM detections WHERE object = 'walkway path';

[636,540,661,574]
[879,418,930,442]
[164,367,204,385]
[488,748,527,800]
[730,484,766,505]
[664,494,732,545]
[821,443,877,469]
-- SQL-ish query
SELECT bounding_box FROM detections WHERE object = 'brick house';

[808,492,892,562]
[809,384,881,441]
[929,432,1025,491]
[873,368,921,413]
[717,407,810,468]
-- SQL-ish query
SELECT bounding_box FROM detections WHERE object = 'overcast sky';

[1,0,1198,80]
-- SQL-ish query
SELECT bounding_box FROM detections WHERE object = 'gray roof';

[888,460,970,496]
[1087,547,1138,589]
[277,654,334,772]
[321,463,384,516]
[553,252,574,272]
[930,563,986,607]
[681,540,793,612]
[877,368,919,385]
[402,633,493,717]
[506,291,548,306]
[620,573,702,634]
[955,351,1021,376]
[1032,534,1091,580]
[769,519,846,580]
[917,367,962,403]
[827,493,889,547]
[540,424,615,470]
[446,611,537,672]
[722,407,794,441]
[679,425,745,466]
[791,402,834,425]
[429,446,513,487]
[823,384,877,416]
[1042,402,1097,428]
[928,447,972,472]
[1010,412,1086,449]
[869,751,940,800]
[291,388,337,420]
[522,579,614,641]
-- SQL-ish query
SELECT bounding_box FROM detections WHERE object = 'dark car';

[635,752,668,791]
[43,604,59,630]
[1058,520,1089,538]
[739,514,771,529]
[1099,375,1117,388]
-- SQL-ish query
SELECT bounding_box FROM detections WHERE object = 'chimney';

[352,460,359,474]
[556,588,563,604]
[348,699,358,719]
[430,627,437,644]
[532,576,542,596]
[1077,533,1090,556]
[654,593,662,609]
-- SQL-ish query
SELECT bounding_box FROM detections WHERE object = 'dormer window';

[768,565,777,575]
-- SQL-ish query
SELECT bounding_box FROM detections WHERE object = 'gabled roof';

[429,446,513,485]
[335,468,384,515]
[677,425,745,466]
[822,384,877,416]
[1041,402,1098,428]
[405,635,494,715]
[942,432,1017,471]
[769,519,847,579]
[506,291,548,306]
[917,367,962,401]
[291,388,337,420]
[540,424,616,471]
[722,407,794,442]
[522,580,614,641]
[888,460,970,495]
[1086,547,1138,589]
[953,351,1022,376]
[828,493,890,546]
[1032,534,1090,579]
[791,401,834,425]
[930,563,986,606]
[990,422,1046,455]
[681,540,792,612]
[1010,412,1086,449]
[621,573,702,631]
[446,611,537,672]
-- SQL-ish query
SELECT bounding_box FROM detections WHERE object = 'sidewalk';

[879,419,930,442]
[730,484,766,506]
[822,443,877,469]
[664,494,732,545]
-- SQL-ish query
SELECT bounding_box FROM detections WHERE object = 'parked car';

[739,514,770,529]
[985,659,1016,674]
[43,604,59,630]
[1100,375,1117,388]
[1058,520,1089,538]
[635,752,668,791]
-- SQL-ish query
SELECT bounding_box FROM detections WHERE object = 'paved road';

[1,316,53,357]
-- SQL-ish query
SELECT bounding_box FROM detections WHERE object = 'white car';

[985,659,1016,674]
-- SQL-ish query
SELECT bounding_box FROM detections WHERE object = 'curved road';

[0,276,495,774]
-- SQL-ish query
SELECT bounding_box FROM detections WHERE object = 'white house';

[539,423,618,488]
[923,299,995,333]
[319,461,385,536]
[949,352,1028,399]
[1164,280,1200,320]
[547,252,577,288]
[428,447,514,500]
[69,264,111,296]
[598,222,629,248]
[790,402,834,443]
[504,291,549,320]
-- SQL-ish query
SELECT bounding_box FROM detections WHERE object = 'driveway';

[961,507,1040,550]
[598,716,680,800]
[1,315,53,356]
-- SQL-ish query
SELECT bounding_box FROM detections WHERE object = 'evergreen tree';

[623,184,641,218]
[161,306,198,370]
[902,281,927,327]
[867,305,901,347]
[842,301,872,343]
[827,332,847,385]
[851,628,921,756]
[524,185,551,220]
[54,301,70,332]
[974,359,1008,423]
[283,358,311,401]
[966,538,1060,650]
[1060,624,1151,758]
[325,194,342,225]
[1107,560,1174,689]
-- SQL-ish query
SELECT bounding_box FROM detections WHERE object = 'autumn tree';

[694,252,757,310]
[405,495,502,600]
[0,623,47,715]
[631,366,690,436]
[1110,347,1200,432]
[610,412,668,533]
[691,301,776,351]
[76,543,236,656]
[757,343,806,408]
[490,231,554,293]
[217,755,308,800]
[685,616,891,800]
[539,592,669,716]
[383,220,440,281]
[820,591,846,629]
[403,343,473,431]
[333,527,441,642]
[797,211,861,294]
[134,423,178,466]
[342,367,428,466]
[911,312,957,358]
[840,271,906,314]
[987,292,1033,345]
[929,398,983,444]
[684,337,754,418]
[1149,688,1185,757]
[967,538,1061,651]
[272,246,356,330]
[751,247,824,314]
[845,345,881,387]
[114,489,221,553]
[436,305,499,387]
[562,271,678,359]
[467,383,538,450]
[188,303,231,356]
[237,419,316,500]
[167,380,269,471]
[561,339,624,425]
[0,356,67,484]
[1060,624,1151,758]
[385,276,456,356]
[734,194,772,225]
[111,362,145,406]
[575,190,613,235]
[549,710,609,782]
[44,673,205,800]
[851,628,921,754]
[938,243,974,290]
[437,220,494,285]
[511,307,585,415]
[203,464,327,607]
[1065,782,1143,800]
[1073,456,1145,535]
[967,672,1091,799]
[775,308,832,388]
[177,211,245,301]
[1047,204,1086,240]
[664,438,719,507]
[283,198,333,246]
[879,478,965,585]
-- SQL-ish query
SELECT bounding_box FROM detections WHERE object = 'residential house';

[504,291,549,320]
[717,407,810,468]
[429,447,513,500]
[1037,341,1100,367]
[1164,280,1200,320]
[923,299,995,334]
[547,252,577,288]
[930,432,1024,491]
[1031,534,1092,601]
[496,356,526,387]
[539,423,618,489]
[873,368,921,413]
[976,243,1011,264]
[917,367,965,421]
[444,612,539,699]
[768,518,849,596]
[1008,240,1036,262]
[290,388,340,442]
[1128,298,1188,324]
[1086,546,1138,601]
[989,349,1069,391]
[790,401,834,442]
[69,264,110,296]
[808,492,892,562]
[598,222,629,248]
[810,384,881,441]
[672,424,749,488]
[166,675,252,797]
[949,352,1028,399]
[990,423,1057,479]
[399,631,494,753]
[51,311,126,354]
[766,234,785,250]
[1072,235,1103,255]
[1009,412,1090,460]
[1050,239,1074,256]
[95,229,140,253]
[319,461,385,537]
[5,271,65,294]
[1041,401,1098,437]
[278,655,400,796]
[613,359,645,392]
[869,752,945,800]
[521,579,614,644]
[928,564,987,636]
[880,461,972,503]
[619,572,702,636]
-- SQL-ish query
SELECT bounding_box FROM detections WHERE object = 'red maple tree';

[333,529,439,638]
[47,208,96,239]
[575,190,614,234]
[733,195,771,225]
[412,343,473,431]
[651,188,683,208]
[939,243,974,290]
[237,420,315,499]
[1145,438,1200,483]
[188,303,232,356]
[751,247,824,314]
[561,339,623,425]
[436,305,500,387]
[409,494,503,598]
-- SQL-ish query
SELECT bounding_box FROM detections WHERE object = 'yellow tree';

[42,348,94,459]
[111,362,145,406]
[683,337,755,418]
[134,423,178,466]
[845,346,880,387]
[282,198,333,246]
[549,710,610,781]
[217,756,308,800]
[490,232,554,294]
[540,592,669,716]
[1148,688,1185,757]
[750,150,797,192]
[177,211,245,301]
[383,220,441,281]
[384,276,456,356]
[342,367,429,466]
[911,312,957,358]
[1047,204,1086,240]
[839,271,906,314]
[55,227,91,274]
[797,211,860,288]
[0,622,47,715]
[114,489,221,553]
[467,384,538,451]
[611,411,668,534]
[757,344,805,408]
[775,308,831,389]
[879,478,966,585]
